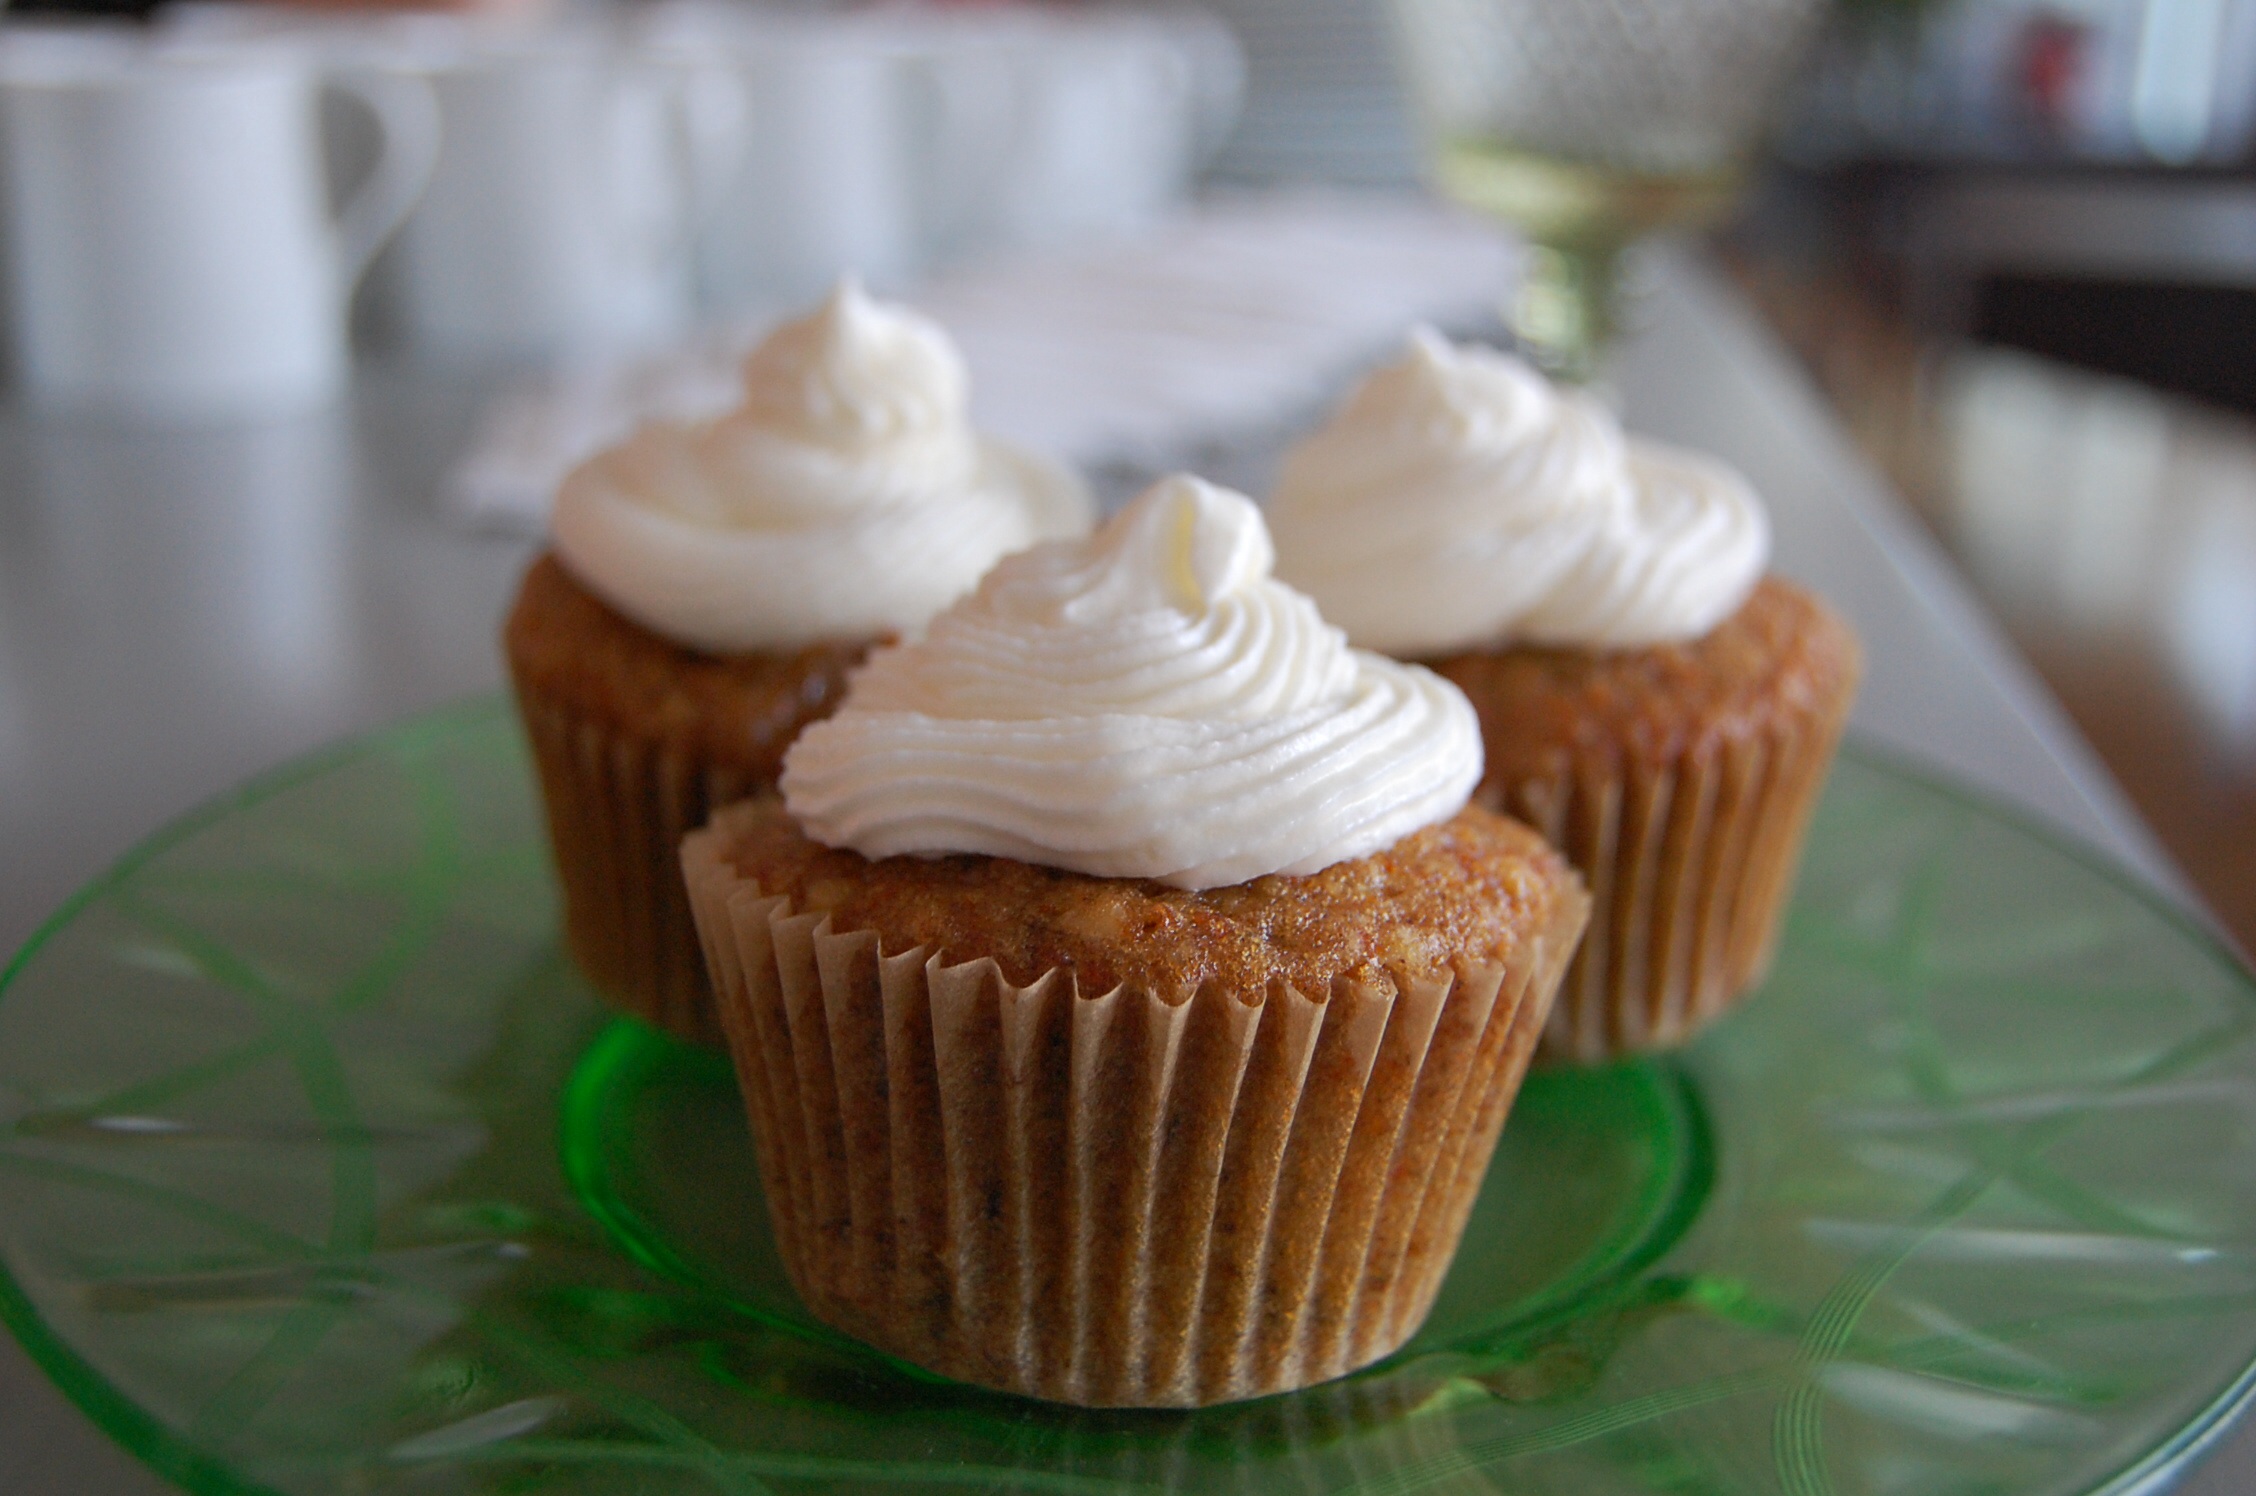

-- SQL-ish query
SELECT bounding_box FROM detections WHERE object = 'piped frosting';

[1267,329,1768,656]
[551,280,1091,653]
[781,475,1483,890]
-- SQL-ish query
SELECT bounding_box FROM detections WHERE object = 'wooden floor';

[1726,237,2256,960]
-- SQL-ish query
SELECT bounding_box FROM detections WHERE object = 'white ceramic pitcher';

[378,23,706,361]
[637,6,915,320]
[0,29,438,419]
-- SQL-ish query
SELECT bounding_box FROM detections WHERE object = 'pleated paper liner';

[680,824,1587,1409]
[503,554,867,1048]
[1489,691,1854,1064]
[513,684,755,1048]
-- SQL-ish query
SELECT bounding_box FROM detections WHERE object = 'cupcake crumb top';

[505,554,865,776]
[1432,576,1862,776]
[706,797,1586,1003]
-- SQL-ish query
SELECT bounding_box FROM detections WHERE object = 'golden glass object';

[1388,0,1828,381]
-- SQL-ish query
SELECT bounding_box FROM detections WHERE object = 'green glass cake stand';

[4,696,2256,1495]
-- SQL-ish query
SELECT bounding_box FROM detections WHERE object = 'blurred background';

[2,0,2255,971]
[5,4,2256,1491]
[1729,0,2256,966]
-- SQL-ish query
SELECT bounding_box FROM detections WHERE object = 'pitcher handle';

[668,54,751,239]
[326,68,441,289]
[612,53,747,264]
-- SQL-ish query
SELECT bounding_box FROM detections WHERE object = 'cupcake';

[681,476,1589,1407]
[1267,331,1860,1063]
[506,282,1090,1045]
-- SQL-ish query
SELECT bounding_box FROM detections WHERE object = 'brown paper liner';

[680,829,1584,1408]
[512,683,758,1048]
[1487,700,1850,1065]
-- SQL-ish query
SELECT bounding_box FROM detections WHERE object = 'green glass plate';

[4,697,2256,1495]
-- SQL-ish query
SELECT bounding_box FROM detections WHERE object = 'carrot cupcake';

[1268,330,1860,1063]
[506,281,1090,1044]
[681,476,1588,1407]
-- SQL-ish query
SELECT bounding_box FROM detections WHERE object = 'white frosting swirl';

[1267,329,1769,655]
[780,475,1482,890]
[551,281,1091,653]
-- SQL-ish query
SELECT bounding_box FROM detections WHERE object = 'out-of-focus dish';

[2,698,2253,1491]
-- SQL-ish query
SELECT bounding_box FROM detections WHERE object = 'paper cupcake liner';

[680,828,1582,1408]
[513,682,754,1047]
[1487,704,1849,1064]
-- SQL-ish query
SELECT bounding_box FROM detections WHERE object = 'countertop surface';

[0,251,2246,1495]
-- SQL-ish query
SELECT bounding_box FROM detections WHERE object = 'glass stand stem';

[1509,239,1625,387]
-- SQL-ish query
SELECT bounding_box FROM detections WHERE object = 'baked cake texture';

[681,798,1589,1406]
[1430,576,1861,1061]
[505,553,865,1043]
